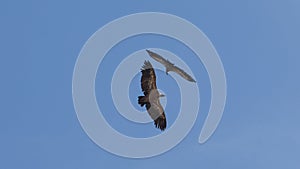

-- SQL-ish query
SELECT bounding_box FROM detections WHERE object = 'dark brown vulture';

[146,49,196,83]
[138,61,167,131]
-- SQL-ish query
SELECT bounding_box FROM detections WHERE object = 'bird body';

[146,50,196,83]
[138,61,167,131]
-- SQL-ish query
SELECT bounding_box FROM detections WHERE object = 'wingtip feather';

[154,116,167,131]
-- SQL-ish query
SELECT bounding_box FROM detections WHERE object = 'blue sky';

[1,0,300,168]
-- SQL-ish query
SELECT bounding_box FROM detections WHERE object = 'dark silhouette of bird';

[146,49,196,83]
[138,61,167,131]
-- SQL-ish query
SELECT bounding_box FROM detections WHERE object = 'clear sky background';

[1,0,300,168]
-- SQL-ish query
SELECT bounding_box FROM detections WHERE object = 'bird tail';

[138,96,147,107]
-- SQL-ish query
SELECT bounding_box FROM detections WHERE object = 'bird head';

[159,93,165,97]
[165,68,170,75]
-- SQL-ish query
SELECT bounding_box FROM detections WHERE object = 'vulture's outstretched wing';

[146,49,174,67]
[172,65,197,82]
[140,61,157,96]
[138,61,167,131]
[146,49,196,83]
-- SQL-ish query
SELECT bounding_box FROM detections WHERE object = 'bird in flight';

[138,61,167,131]
[146,49,196,83]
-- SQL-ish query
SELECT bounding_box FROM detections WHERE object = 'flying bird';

[146,49,196,82]
[138,61,167,131]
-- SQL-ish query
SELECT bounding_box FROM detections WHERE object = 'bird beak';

[159,94,165,97]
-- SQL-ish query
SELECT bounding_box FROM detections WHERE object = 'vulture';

[138,61,167,131]
[146,49,196,83]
